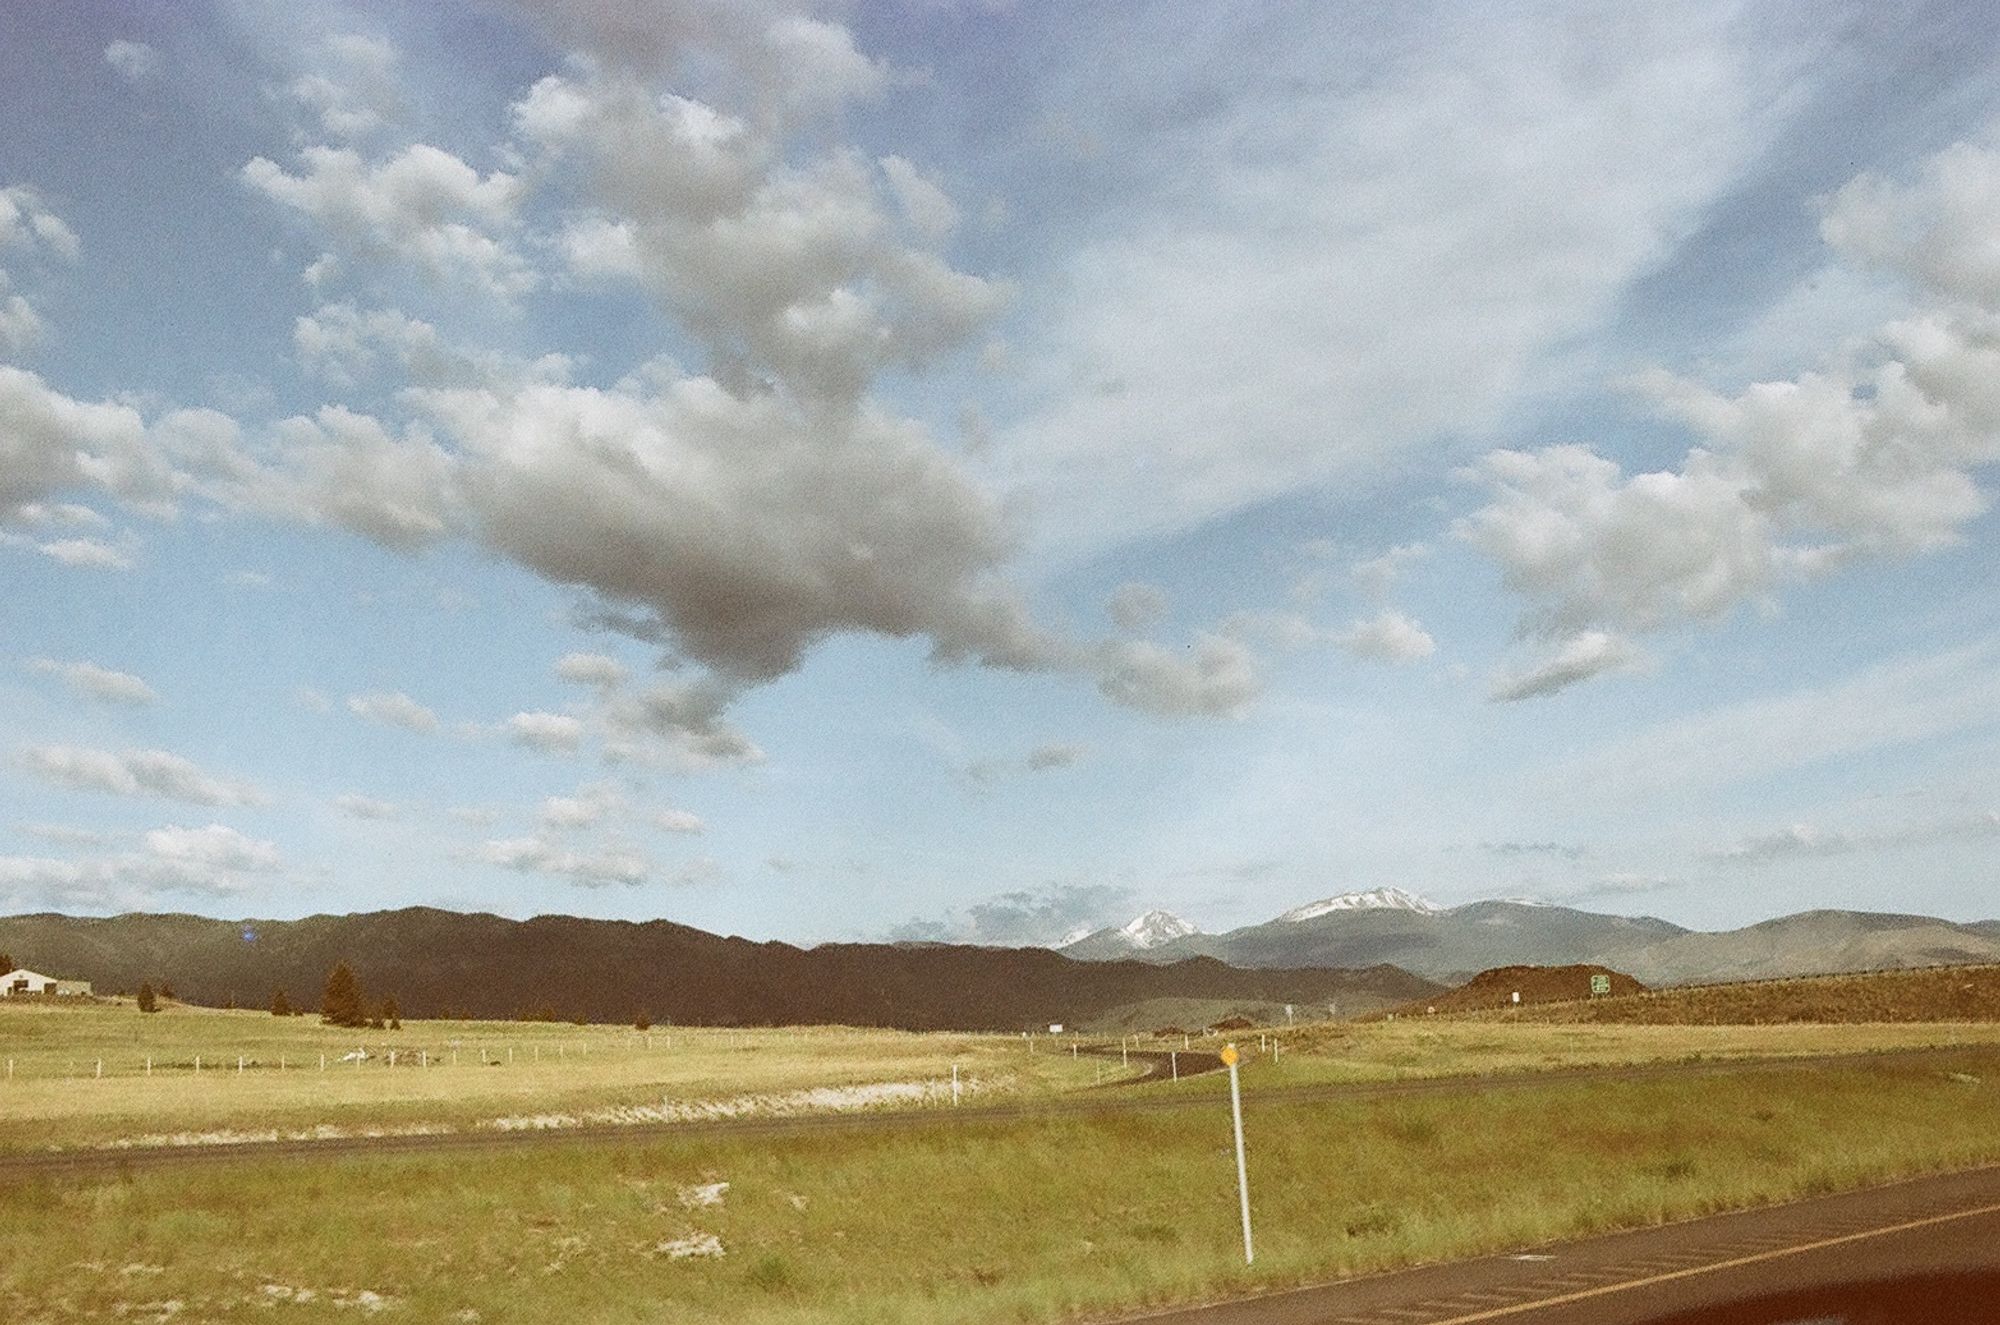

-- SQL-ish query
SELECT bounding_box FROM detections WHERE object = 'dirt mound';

[1502,963,2000,1025]
[1392,964,1645,1016]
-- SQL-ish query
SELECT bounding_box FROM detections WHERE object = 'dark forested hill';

[0,907,1439,1030]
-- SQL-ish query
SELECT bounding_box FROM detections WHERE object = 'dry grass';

[0,1000,1102,1151]
[1251,1016,2000,1086]
[2,1046,1996,1323]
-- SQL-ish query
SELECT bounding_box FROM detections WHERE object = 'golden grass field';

[0,999,1113,1152]
[5,998,2000,1322]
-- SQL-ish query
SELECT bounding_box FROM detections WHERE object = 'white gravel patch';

[677,1181,729,1209]
[654,1233,725,1260]
[490,1076,984,1132]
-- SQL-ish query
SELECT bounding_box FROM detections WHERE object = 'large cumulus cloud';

[1462,129,2000,697]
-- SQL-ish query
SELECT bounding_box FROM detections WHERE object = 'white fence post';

[1226,1045,1254,1265]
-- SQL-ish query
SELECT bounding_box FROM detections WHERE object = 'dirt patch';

[1385,965,1646,1017]
[1497,963,2000,1025]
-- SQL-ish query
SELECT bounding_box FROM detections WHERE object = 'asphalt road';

[1113,1163,2000,1325]
[0,1043,1985,1182]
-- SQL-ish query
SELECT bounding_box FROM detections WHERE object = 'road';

[0,1043,1984,1181]
[1113,1163,2000,1324]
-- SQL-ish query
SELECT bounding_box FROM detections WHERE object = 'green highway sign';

[1590,974,1611,996]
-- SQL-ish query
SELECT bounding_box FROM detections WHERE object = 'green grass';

[3,1048,1997,1322]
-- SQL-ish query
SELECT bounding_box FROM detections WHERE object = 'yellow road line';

[1424,1200,2000,1324]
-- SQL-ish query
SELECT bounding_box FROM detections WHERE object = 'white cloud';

[282,34,401,141]
[652,808,705,835]
[1094,634,1260,719]
[141,823,280,876]
[1821,133,2000,308]
[511,27,998,407]
[0,185,80,260]
[541,781,622,830]
[1463,130,2000,691]
[554,651,628,689]
[1349,542,1431,598]
[879,155,959,239]
[242,144,533,297]
[1490,631,1643,702]
[508,711,584,755]
[264,406,458,551]
[474,835,649,887]
[346,690,440,733]
[0,823,279,909]
[1334,611,1435,664]
[0,284,42,354]
[0,365,172,524]
[35,537,134,570]
[333,793,399,820]
[17,745,266,806]
[25,658,157,705]
[103,40,159,83]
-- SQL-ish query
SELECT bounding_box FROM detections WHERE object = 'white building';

[0,968,92,997]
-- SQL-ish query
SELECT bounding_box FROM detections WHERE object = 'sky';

[3,0,1999,945]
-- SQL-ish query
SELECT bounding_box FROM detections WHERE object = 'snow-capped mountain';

[1056,909,1201,958]
[1274,887,1442,922]
[1118,909,1200,949]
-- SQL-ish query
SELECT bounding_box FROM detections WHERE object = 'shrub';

[136,982,158,1014]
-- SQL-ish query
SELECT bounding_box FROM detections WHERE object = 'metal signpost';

[1221,1042,1253,1264]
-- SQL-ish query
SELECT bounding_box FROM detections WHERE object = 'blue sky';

[3,1,1999,943]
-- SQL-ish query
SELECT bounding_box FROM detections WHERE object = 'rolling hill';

[0,907,1440,1031]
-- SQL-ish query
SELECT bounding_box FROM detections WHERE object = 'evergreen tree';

[271,989,293,1017]
[136,982,158,1014]
[321,962,365,1028]
[381,995,401,1030]
[0,952,13,973]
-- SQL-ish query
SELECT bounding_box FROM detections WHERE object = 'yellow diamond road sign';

[1220,1043,1239,1067]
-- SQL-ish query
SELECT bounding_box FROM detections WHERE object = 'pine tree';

[321,962,365,1028]
[0,952,13,973]
[381,995,401,1030]
[136,982,158,1014]
[271,989,293,1017]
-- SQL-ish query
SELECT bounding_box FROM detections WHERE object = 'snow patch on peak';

[1275,887,1441,922]
[1119,909,1199,948]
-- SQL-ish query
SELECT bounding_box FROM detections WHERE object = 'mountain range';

[1057,890,2000,985]
[0,907,1436,1031]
